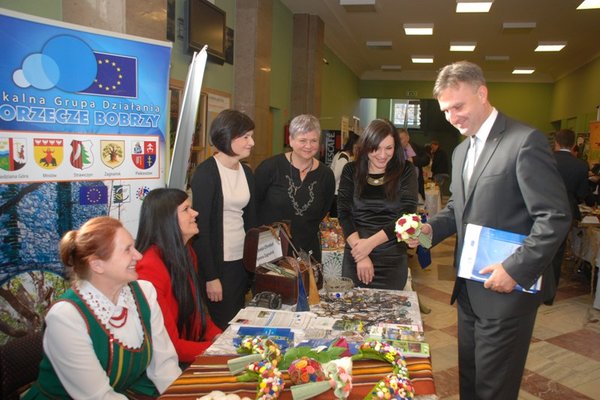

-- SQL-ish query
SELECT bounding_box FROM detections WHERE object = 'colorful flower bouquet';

[395,213,432,248]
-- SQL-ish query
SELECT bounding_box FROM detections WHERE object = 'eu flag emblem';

[80,52,137,98]
[80,185,108,205]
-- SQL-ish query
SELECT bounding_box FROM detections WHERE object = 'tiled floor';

[410,235,600,400]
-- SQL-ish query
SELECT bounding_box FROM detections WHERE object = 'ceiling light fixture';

[456,1,493,13]
[450,42,477,51]
[412,56,434,64]
[577,0,600,9]
[502,22,536,29]
[403,23,434,35]
[381,65,402,70]
[512,68,535,74]
[535,41,567,52]
[366,41,392,48]
[340,0,376,4]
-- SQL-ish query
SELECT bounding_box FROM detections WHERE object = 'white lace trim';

[77,280,141,337]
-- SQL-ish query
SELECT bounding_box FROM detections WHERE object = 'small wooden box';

[243,224,310,305]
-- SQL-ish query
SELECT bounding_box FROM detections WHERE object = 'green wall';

[551,56,600,133]
[360,79,554,133]
[320,46,360,131]
[169,0,235,94]
[0,0,61,19]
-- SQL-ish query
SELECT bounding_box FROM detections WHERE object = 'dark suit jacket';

[408,141,430,198]
[554,150,589,221]
[429,112,571,318]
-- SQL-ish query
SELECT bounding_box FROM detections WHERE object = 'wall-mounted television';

[187,0,226,62]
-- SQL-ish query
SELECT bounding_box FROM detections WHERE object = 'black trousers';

[205,259,249,330]
[457,286,537,400]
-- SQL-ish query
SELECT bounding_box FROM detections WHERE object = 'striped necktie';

[463,136,479,194]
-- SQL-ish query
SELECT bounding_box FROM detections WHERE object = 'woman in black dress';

[338,119,418,289]
[255,114,335,262]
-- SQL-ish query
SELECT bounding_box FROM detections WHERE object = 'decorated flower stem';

[290,358,353,400]
[351,341,409,377]
[229,337,283,374]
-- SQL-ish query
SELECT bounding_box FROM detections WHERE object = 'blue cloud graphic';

[13,35,98,92]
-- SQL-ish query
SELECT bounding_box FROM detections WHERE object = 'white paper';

[256,229,283,266]
[229,306,315,330]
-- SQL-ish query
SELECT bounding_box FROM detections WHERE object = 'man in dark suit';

[546,129,590,304]
[407,61,571,399]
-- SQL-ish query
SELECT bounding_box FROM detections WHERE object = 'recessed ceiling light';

[450,42,477,52]
[366,41,392,48]
[412,56,434,64]
[535,41,567,52]
[577,0,600,9]
[456,1,493,13]
[485,55,510,61]
[381,65,402,70]
[403,23,434,35]
[340,0,376,4]
[502,22,536,29]
[512,68,535,74]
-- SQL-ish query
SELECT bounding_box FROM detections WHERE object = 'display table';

[160,289,437,399]
[159,355,436,400]
[570,224,600,308]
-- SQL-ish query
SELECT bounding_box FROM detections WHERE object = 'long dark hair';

[135,188,206,340]
[342,132,360,156]
[354,119,405,200]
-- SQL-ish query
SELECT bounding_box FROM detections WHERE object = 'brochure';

[459,224,542,293]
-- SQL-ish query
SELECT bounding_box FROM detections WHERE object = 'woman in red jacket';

[136,188,221,364]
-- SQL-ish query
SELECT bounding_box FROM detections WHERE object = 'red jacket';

[137,245,221,363]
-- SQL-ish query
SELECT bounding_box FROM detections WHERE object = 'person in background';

[329,131,360,217]
[430,139,450,195]
[255,114,335,262]
[546,129,590,304]
[338,119,418,289]
[399,128,430,200]
[404,61,570,399]
[191,109,256,330]
[25,216,181,399]
[136,188,222,364]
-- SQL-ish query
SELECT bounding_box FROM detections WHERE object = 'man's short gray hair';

[433,61,486,98]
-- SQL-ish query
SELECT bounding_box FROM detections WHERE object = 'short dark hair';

[554,129,576,149]
[433,60,486,98]
[210,109,255,156]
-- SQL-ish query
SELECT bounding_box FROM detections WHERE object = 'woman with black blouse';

[337,119,418,289]
[255,114,334,262]
[190,109,256,330]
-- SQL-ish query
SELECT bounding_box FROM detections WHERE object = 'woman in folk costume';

[25,216,181,399]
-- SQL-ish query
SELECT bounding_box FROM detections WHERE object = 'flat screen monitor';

[187,0,226,61]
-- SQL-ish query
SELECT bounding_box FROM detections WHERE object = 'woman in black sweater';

[191,109,256,330]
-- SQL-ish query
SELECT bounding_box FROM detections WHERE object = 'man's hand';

[406,223,432,248]
[480,263,517,293]
[206,279,223,302]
